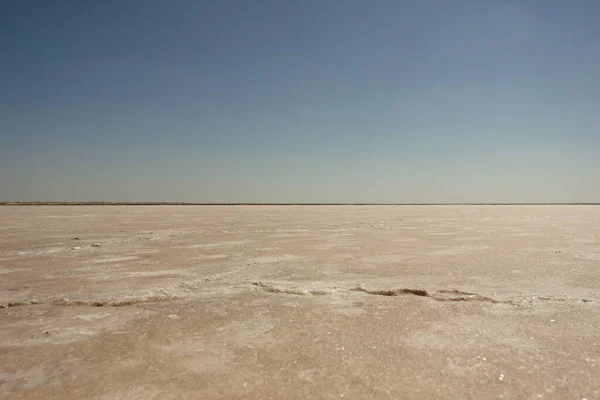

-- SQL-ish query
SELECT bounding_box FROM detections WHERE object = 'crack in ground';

[351,287,499,303]
[251,282,596,305]
[248,282,497,302]
[2,284,596,309]
[0,295,177,309]
[351,287,429,297]
[250,282,501,303]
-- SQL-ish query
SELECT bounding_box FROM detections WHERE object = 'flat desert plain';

[1,205,599,399]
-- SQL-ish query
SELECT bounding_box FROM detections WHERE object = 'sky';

[1,0,599,203]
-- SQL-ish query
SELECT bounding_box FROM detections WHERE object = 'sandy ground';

[1,205,599,399]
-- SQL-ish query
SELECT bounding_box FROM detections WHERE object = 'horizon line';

[1,202,598,206]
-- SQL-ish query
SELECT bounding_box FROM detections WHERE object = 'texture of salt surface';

[1,205,600,399]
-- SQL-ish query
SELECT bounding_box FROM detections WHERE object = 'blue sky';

[1,0,599,203]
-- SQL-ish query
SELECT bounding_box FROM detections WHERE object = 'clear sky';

[1,0,599,203]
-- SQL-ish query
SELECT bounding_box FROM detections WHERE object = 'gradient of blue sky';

[1,0,599,202]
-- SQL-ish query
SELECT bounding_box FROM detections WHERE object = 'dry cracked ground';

[1,205,599,399]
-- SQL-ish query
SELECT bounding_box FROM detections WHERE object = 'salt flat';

[1,205,599,399]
